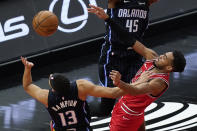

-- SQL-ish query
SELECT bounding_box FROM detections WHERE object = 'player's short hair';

[172,50,186,72]
[49,73,70,95]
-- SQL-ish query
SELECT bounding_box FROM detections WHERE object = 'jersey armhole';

[148,78,169,98]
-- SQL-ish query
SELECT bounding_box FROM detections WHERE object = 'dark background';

[0,0,197,65]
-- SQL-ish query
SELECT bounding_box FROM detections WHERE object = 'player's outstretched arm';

[21,57,48,107]
[77,79,126,99]
[110,70,167,96]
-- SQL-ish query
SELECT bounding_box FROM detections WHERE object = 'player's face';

[155,52,174,72]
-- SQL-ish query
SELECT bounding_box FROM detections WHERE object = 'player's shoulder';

[149,74,169,88]
[76,79,88,86]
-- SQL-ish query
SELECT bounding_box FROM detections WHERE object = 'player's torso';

[47,82,91,130]
[106,1,149,45]
[120,60,170,113]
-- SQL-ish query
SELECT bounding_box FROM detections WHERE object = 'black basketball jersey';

[105,0,149,48]
[47,81,91,131]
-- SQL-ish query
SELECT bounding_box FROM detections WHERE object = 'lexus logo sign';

[49,0,97,33]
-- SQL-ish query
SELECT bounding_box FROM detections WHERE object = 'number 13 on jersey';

[126,19,139,32]
[59,110,77,126]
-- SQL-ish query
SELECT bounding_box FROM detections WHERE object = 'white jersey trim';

[120,102,143,116]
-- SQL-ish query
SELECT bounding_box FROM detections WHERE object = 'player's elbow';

[23,83,32,92]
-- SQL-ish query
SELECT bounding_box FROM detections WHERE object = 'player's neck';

[152,62,167,73]
[152,68,166,73]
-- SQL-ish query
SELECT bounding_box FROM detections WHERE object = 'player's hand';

[87,4,109,20]
[21,56,34,69]
[137,71,152,83]
[110,70,121,86]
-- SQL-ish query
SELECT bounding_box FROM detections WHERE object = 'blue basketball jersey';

[47,82,91,131]
[105,0,149,48]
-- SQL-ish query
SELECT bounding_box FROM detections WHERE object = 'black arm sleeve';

[105,18,136,47]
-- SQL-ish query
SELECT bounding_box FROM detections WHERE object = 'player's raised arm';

[21,57,49,107]
[132,41,158,60]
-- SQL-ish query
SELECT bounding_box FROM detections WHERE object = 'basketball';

[32,10,58,37]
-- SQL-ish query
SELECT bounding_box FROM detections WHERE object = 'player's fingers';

[88,9,101,17]
[29,62,34,67]
[110,71,117,76]
[22,57,27,65]
[143,71,152,78]
[109,74,115,78]
[89,4,100,10]
[111,70,118,74]
[21,57,25,65]
[141,71,148,77]
[89,5,104,15]
[87,9,97,14]
[97,7,104,12]
[145,71,153,75]
[147,71,153,75]
[87,8,96,12]
[89,4,104,12]
[21,56,24,61]
[110,71,115,74]
[109,75,115,80]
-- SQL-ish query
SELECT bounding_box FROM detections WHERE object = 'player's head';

[154,50,186,73]
[49,73,70,95]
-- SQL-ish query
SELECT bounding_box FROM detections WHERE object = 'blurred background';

[0,0,197,130]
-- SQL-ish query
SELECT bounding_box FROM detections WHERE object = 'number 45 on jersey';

[126,19,139,32]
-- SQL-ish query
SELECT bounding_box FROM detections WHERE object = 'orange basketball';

[32,10,58,37]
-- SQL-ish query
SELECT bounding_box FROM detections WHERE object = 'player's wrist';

[25,66,32,70]
[116,80,121,87]
[104,16,110,22]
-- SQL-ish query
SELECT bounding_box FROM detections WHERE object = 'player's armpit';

[24,84,49,107]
